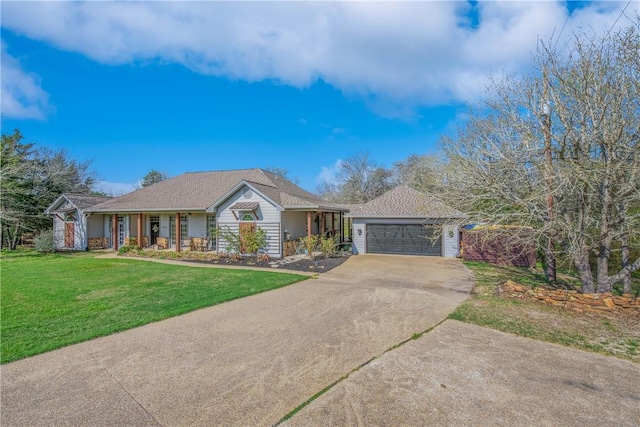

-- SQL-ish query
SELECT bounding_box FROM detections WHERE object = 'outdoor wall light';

[357,229,362,236]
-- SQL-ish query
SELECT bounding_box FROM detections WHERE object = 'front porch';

[94,209,351,258]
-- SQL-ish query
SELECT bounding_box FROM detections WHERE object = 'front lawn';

[1,250,308,364]
[450,262,640,362]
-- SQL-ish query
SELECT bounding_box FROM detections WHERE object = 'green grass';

[1,250,308,364]
[451,261,640,362]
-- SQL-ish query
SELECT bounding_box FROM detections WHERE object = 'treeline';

[1,130,99,249]
[316,152,444,204]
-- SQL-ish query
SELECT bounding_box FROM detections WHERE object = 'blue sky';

[1,1,636,194]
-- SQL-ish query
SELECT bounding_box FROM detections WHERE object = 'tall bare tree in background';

[442,20,640,294]
[264,166,299,184]
[392,154,445,194]
[317,152,393,203]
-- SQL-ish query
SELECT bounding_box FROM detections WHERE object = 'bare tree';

[264,166,299,184]
[392,154,445,194]
[317,152,393,203]
[442,20,640,294]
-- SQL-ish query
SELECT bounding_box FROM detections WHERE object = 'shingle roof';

[86,169,345,213]
[45,193,113,215]
[61,194,113,210]
[345,185,464,218]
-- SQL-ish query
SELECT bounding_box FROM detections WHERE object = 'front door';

[64,222,74,248]
[150,220,160,245]
[239,221,256,254]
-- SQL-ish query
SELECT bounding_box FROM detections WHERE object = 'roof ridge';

[182,168,262,175]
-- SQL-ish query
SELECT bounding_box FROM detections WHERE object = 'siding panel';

[281,211,308,239]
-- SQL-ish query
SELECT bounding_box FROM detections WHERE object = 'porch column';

[331,212,335,236]
[137,213,143,249]
[320,213,325,236]
[112,214,118,251]
[175,213,181,252]
[306,211,312,238]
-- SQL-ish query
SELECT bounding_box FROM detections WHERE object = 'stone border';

[499,280,639,315]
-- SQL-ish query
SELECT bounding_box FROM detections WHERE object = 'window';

[64,213,75,222]
[240,212,255,221]
[170,214,188,245]
[207,215,216,237]
[149,215,160,222]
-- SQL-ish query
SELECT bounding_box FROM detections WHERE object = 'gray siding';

[87,215,103,238]
[281,211,308,240]
[216,185,282,257]
[188,213,207,238]
[217,186,280,223]
[216,222,281,257]
[53,216,65,250]
[442,225,460,258]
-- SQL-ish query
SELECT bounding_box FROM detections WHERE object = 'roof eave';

[345,214,468,219]
[44,194,73,215]
[85,207,208,214]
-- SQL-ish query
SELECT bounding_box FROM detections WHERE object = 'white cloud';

[95,180,138,196]
[316,159,344,185]
[1,40,52,119]
[1,1,635,117]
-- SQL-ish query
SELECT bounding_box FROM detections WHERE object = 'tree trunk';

[596,245,612,293]
[543,239,557,284]
[596,175,613,293]
[620,236,632,295]
[7,222,21,250]
[575,249,595,294]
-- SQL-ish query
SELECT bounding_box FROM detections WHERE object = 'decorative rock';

[499,280,639,315]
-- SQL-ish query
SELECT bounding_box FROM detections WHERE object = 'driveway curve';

[1,255,473,426]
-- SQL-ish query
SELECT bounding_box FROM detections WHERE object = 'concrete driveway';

[285,319,640,427]
[1,254,473,426]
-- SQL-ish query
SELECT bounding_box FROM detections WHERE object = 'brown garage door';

[366,224,441,256]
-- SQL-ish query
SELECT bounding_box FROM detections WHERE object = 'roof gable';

[207,180,283,212]
[345,186,464,218]
[45,193,113,215]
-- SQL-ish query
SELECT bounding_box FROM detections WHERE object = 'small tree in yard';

[442,20,640,294]
[215,226,267,256]
[240,227,267,256]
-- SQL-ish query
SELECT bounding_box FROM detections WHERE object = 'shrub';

[117,245,142,255]
[302,235,318,256]
[34,229,56,253]
[318,235,338,258]
[214,226,242,254]
[214,225,267,256]
[240,227,267,256]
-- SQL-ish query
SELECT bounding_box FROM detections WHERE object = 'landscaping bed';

[118,247,351,273]
[451,262,640,362]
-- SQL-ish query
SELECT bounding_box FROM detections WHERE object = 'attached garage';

[366,223,441,256]
[346,186,465,258]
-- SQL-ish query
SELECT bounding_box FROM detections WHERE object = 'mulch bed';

[176,254,351,273]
